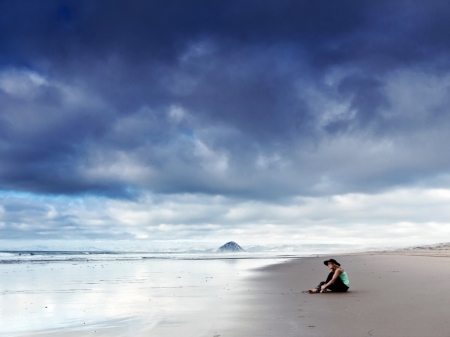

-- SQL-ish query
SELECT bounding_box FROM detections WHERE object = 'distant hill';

[217,241,245,253]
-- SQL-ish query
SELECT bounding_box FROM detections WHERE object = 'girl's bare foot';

[308,289,319,293]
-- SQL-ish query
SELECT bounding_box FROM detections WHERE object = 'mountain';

[217,241,245,253]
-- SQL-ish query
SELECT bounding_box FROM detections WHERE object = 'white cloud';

[383,70,450,121]
[193,138,229,174]
[0,68,48,99]
[2,187,450,249]
[82,149,156,184]
[167,105,187,122]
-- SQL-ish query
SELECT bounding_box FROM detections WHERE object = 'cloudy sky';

[1,0,450,250]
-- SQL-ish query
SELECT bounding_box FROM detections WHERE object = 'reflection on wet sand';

[0,255,284,336]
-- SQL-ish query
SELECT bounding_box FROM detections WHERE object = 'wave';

[0,252,15,258]
[0,250,302,264]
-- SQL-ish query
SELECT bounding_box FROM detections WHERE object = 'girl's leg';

[317,272,335,292]
[309,272,341,293]
[315,281,326,291]
[308,281,325,293]
[327,277,349,292]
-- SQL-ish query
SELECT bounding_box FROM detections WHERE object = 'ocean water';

[0,251,299,337]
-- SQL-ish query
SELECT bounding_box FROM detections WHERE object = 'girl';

[309,259,350,293]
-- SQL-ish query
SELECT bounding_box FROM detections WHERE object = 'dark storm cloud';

[1,0,450,198]
[0,1,366,63]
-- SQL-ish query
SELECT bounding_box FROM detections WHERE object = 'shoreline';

[0,254,289,337]
[4,248,450,336]
[216,250,450,337]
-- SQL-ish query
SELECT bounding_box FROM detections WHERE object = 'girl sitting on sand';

[309,259,349,293]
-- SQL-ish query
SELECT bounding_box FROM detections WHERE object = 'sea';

[0,250,305,337]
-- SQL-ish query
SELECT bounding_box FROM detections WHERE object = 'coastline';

[4,248,450,337]
[0,253,289,337]
[217,249,450,337]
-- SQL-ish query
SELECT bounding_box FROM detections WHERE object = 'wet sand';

[219,250,450,337]
[0,255,282,337]
[6,249,450,336]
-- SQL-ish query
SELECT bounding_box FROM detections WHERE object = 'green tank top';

[339,271,350,287]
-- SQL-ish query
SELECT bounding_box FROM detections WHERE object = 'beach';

[2,249,450,336]
[0,252,288,337]
[219,249,450,337]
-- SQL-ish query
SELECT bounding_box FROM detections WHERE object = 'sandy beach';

[4,249,450,337]
[0,252,286,337]
[217,249,450,337]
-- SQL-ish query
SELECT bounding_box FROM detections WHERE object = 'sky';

[1,0,450,250]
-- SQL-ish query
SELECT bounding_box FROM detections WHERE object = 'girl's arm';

[320,269,342,291]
